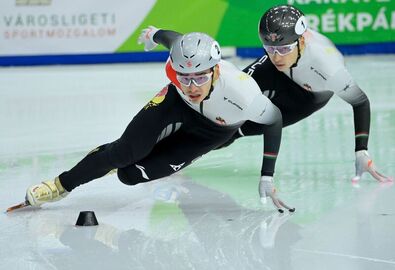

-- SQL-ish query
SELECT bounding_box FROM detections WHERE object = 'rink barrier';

[0,52,170,66]
[1,42,394,66]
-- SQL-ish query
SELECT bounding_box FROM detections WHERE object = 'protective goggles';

[176,72,213,87]
[263,41,298,56]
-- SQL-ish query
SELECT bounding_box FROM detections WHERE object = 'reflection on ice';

[31,178,299,270]
[1,56,395,270]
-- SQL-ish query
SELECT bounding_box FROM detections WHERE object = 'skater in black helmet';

[222,5,392,188]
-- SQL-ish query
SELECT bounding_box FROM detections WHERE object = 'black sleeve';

[335,83,371,152]
[352,96,370,151]
[245,91,283,177]
[238,119,282,177]
[153,30,183,49]
[260,107,283,177]
[328,68,371,152]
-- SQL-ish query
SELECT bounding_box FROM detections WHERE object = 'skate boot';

[26,177,69,206]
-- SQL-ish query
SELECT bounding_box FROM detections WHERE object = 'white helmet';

[170,32,221,73]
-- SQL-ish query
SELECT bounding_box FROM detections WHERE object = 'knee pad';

[117,169,133,185]
[117,165,150,186]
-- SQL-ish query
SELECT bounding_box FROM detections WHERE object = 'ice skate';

[25,177,69,207]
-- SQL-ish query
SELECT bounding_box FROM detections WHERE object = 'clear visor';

[176,72,213,87]
[263,41,298,56]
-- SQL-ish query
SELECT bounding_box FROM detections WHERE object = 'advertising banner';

[0,0,156,55]
[1,0,394,63]
[203,0,395,47]
[293,0,395,44]
[118,0,395,50]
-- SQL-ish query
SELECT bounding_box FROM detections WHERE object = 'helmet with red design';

[170,32,221,73]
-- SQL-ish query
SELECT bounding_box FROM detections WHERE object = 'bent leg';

[215,58,335,145]
[118,118,237,185]
[281,90,334,127]
[233,90,334,137]
[59,85,185,191]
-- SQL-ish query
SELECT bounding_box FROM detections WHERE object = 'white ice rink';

[1,55,395,270]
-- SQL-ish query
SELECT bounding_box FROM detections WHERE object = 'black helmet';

[259,5,307,46]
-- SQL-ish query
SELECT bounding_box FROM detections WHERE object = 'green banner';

[292,0,395,44]
[218,0,395,46]
[118,0,395,52]
[117,0,228,52]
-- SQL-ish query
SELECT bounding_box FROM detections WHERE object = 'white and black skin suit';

[56,32,283,192]
[227,29,370,152]
[153,28,370,153]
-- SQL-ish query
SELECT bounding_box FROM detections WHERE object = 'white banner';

[0,0,156,56]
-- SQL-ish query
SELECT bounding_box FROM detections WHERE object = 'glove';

[352,150,393,183]
[137,26,160,51]
[259,176,295,213]
[259,176,275,201]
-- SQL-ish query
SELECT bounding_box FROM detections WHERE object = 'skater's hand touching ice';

[259,176,295,213]
[352,150,393,183]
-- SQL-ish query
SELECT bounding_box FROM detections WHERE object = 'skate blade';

[5,201,30,213]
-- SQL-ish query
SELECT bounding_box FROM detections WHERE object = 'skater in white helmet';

[13,31,292,213]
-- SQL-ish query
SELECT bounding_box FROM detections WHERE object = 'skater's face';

[177,65,219,103]
[266,37,305,71]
